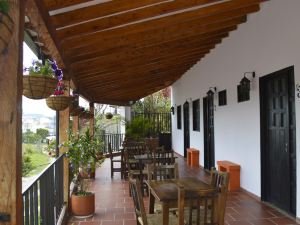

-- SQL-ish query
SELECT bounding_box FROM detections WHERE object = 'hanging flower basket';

[105,112,113,119]
[23,75,57,99]
[46,96,74,111]
[0,12,14,54]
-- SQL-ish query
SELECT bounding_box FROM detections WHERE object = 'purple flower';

[49,60,58,71]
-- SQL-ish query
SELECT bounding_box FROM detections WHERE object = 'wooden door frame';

[183,101,190,158]
[260,66,296,215]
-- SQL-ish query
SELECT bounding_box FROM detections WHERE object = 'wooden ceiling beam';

[62,13,244,52]
[78,59,200,86]
[75,53,204,82]
[72,45,211,74]
[44,0,92,11]
[69,32,228,63]
[71,37,221,69]
[59,0,260,43]
[51,0,169,27]
[55,0,220,37]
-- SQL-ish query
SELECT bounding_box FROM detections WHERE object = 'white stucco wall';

[171,0,300,217]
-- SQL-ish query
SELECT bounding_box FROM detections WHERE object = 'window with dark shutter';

[192,99,200,131]
[218,90,227,106]
[177,105,181,129]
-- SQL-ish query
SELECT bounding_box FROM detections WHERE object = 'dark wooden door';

[183,101,190,158]
[203,96,215,170]
[260,66,296,215]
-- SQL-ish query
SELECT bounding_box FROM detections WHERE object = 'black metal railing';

[96,133,125,154]
[22,154,65,225]
[131,112,171,137]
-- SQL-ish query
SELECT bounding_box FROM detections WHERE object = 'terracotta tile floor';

[68,156,300,225]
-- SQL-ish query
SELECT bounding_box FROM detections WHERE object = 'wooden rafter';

[27,0,265,104]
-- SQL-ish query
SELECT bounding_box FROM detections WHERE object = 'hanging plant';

[23,60,57,99]
[0,0,14,54]
[105,112,113,119]
[46,60,74,111]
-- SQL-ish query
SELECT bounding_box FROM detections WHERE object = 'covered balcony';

[1,0,300,225]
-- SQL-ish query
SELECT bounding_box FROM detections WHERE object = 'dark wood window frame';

[192,99,200,131]
[177,105,182,129]
[218,90,227,106]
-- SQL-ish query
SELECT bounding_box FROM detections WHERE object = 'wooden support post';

[72,115,79,138]
[89,102,95,137]
[0,1,24,224]
[59,80,70,205]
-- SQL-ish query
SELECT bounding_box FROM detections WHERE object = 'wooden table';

[146,177,215,225]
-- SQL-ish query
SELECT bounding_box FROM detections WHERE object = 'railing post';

[0,1,24,224]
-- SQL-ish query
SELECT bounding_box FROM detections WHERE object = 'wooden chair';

[147,162,179,181]
[125,148,149,196]
[108,142,124,178]
[129,178,178,225]
[147,162,179,214]
[177,185,220,225]
[210,169,230,225]
[153,147,175,166]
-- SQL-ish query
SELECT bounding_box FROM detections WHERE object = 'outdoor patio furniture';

[129,178,179,225]
[108,142,124,178]
[146,177,216,225]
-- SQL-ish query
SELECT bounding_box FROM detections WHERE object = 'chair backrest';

[108,142,113,159]
[147,162,179,181]
[125,142,147,158]
[129,178,148,225]
[153,147,175,166]
[177,185,219,225]
[210,169,230,225]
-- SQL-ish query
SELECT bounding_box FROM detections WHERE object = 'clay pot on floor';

[71,193,95,217]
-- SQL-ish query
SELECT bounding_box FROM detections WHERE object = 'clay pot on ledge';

[71,193,95,217]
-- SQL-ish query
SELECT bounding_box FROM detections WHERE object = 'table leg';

[162,203,170,225]
[149,191,155,214]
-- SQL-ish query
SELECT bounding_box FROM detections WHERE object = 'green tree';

[36,128,49,141]
[132,87,171,113]
[22,129,40,143]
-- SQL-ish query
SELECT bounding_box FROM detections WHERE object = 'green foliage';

[36,128,49,140]
[23,129,41,144]
[126,116,153,141]
[62,129,104,194]
[44,139,56,157]
[26,60,54,77]
[22,155,34,177]
[22,143,51,177]
[132,87,171,113]
[0,0,9,14]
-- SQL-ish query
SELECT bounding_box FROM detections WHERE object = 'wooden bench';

[187,148,200,167]
[217,160,240,191]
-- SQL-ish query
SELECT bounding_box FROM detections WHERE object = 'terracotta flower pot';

[71,193,95,217]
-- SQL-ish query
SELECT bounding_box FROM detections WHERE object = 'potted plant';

[0,0,14,54]
[23,60,58,99]
[63,129,104,217]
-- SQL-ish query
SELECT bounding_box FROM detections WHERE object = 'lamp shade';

[240,76,251,92]
[170,106,175,115]
[206,90,215,97]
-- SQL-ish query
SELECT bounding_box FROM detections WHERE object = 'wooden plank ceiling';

[35,0,264,105]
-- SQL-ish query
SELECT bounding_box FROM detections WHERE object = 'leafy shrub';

[125,116,153,140]
[22,155,34,177]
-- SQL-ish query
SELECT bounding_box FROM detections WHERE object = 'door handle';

[285,143,288,153]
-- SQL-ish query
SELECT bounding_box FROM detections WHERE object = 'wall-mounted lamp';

[240,72,255,92]
[170,106,175,115]
[206,87,217,98]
